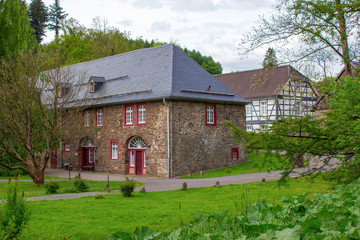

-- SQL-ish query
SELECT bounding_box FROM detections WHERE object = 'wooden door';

[82,148,94,171]
[50,148,57,168]
[136,151,142,175]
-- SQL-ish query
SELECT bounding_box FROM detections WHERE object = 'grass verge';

[181,151,291,179]
[20,176,331,240]
[0,180,142,199]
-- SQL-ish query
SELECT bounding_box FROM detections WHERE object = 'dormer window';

[89,76,104,93]
[57,83,71,98]
[90,82,95,93]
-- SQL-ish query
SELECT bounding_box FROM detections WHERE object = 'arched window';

[128,136,146,149]
[82,138,94,147]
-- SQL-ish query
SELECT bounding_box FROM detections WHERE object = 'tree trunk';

[335,0,352,76]
[27,167,45,186]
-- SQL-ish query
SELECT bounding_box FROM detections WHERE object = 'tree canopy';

[28,0,48,44]
[0,0,35,60]
[41,18,223,74]
[240,0,360,77]
[48,0,67,37]
[262,47,278,68]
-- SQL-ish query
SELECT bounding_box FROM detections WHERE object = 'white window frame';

[96,109,103,127]
[110,140,119,160]
[125,106,133,125]
[84,110,90,127]
[260,101,267,116]
[246,105,252,116]
[130,150,135,167]
[137,104,146,124]
[64,141,70,152]
[206,105,216,125]
[89,149,94,163]
[143,151,146,168]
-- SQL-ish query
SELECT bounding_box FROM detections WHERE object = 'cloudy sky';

[36,0,277,73]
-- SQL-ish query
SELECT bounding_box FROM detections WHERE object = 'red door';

[136,151,142,175]
[82,147,94,171]
[50,148,57,168]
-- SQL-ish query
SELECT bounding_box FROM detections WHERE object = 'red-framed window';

[206,104,216,126]
[136,103,147,125]
[96,108,103,127]
[110,139,119,160]
[232,148,239,160]
[124,105,134,126]
[83,110,90,127]
[63,141,71,152]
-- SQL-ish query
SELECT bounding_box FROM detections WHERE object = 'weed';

[94,194,105,199]
[73,179,89,193]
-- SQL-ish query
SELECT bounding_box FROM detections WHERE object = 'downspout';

[163,98,170,178]
[60,115,63,168]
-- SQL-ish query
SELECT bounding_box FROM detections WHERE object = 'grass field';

[0,180,141,199]
[181,151,291,179]
[18,176,332,240]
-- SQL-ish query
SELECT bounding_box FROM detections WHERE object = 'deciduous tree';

[0,51,87,186]
[240,0,360,77]
[0,0,35,60]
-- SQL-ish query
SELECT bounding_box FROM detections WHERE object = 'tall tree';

[0,51,88,186]
[240,0,360,77]
[28,0,48,44]
[48,0,67,37]
[262,47,278,68]
[0,0,35,60]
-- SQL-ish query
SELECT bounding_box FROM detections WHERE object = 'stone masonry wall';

[61,101,168,177]
[170,101,246,177]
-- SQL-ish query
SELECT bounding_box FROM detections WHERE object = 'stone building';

[52,44,248,177]
[216,66,319,131]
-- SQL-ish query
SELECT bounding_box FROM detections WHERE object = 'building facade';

[216,66,319,131]
[51,44,248,177]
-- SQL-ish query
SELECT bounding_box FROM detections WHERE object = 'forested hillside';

[41,18,222,74]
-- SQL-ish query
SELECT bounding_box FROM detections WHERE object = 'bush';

[119,181,135,197]
[73,179,89,193]
[0,183,30,240]
[45,182,60,194]
[63,188,76,193]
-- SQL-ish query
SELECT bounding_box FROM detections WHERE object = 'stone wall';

[170,101,246,177]
[60,100,246,178]
[61,101,168,177]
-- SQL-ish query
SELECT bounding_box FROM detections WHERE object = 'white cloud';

[151,22,172,32]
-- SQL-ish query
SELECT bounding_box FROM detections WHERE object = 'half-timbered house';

[216,66,319,131]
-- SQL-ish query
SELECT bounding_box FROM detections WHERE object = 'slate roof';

[215,65,311,99]
[65,44,248,106]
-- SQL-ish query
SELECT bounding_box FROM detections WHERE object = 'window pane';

[89,149,93,163]
[111,142,118,159]
[97,109,103,126]
[130,151,135,167]
[138,105,146,123]
[207,106,214,124]
[65,142,70,151]
[143,151,146,168]
[84,111,90,126]
[126,107,133,124]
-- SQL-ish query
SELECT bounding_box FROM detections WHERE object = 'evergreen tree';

[48,0,67,37]
[262,47,278,68]
[28,0,48,44]
[0,0,35,60]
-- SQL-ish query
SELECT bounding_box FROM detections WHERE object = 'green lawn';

[181,151,291,179]
[0,180,142,199]
[19,176,332,240]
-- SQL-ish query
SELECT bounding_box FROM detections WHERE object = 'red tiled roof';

[215,65,309,99]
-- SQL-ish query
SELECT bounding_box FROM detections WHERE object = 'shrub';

[73,179,89,193]
[119,181,135,197]
[45,182,60,194]
[0,183,30,240]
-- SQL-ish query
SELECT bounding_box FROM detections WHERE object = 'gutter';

[162,98,170,178]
